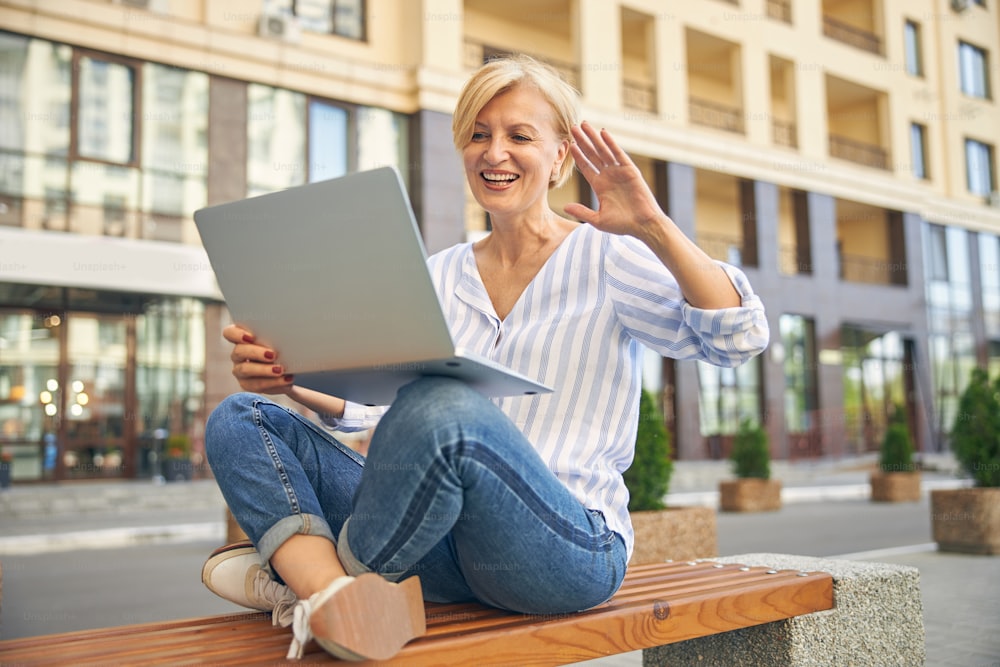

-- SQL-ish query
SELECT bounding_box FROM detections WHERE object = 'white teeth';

[483,173,518,182]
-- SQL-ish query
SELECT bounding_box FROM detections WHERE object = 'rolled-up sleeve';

[679,262,770,367]
[607,236,769,367]
[318,402,387,433]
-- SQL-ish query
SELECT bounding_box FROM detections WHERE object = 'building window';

[780,314,818,437]
[75,55,136,165]
[910,122,928,179]
[980,233,1000,337]
[272,0,366,40]
[247,84,409,196]
[904,20,922,77]
[965,138,995,197]
[696,356,762,437]
[958,41,990,99]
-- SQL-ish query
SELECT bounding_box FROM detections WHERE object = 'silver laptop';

[193,166,552,406]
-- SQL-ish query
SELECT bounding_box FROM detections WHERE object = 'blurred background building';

[0,0,998,482]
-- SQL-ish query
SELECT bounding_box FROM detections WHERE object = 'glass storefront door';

[0,310,62,480]
[0,296,206,483]
[62,314,128,478]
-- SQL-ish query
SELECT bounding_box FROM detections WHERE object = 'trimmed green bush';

[880,407,915,472]
[951,368,1000,487]
[624,388,673,511]
[730,419,770,480]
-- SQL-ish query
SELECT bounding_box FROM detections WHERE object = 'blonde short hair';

[452,55,580,189]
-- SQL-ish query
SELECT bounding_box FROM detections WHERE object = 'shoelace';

[249,569,297,628]
[287,597,315,660]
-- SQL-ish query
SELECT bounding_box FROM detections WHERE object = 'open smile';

[481,171,520,189]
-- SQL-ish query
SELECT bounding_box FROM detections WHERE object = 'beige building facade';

[0,0,998,480]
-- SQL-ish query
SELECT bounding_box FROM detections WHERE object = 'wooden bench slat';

[0,562,833,666]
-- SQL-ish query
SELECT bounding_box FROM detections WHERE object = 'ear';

[550,138,571,183]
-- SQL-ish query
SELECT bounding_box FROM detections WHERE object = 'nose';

[483,136,508,165]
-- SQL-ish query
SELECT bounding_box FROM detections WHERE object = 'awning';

[0,227,223,301]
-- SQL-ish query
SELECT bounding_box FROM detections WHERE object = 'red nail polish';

[272,366,282,374]
[264,350,275,360]
[242,334,254,343]
[283,375,294,382]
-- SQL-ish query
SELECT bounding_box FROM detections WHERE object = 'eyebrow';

[473,121,542,135]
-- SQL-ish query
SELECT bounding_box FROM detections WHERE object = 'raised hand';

[564,121,666,239]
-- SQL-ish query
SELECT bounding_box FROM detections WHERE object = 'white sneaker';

[201,541,298,627]
[287,573,426,661]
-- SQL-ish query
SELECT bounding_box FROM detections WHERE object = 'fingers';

[223,323,293,393]
[571,121,626,172]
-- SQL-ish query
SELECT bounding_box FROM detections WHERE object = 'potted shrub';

[719,419,782,512]
[932,368,1000,554]
[626,388,716,564]
[163,433,194,482]
[870,407,921,502]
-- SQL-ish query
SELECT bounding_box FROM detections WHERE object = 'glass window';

[965,138,995,196]
[357,107,408,174]
[139,63,208,240]
[0,34,72,156]
[981,234,1000,336]
[910,122,927,179]
[247,84,307,195]
[76,55,135,164]
[958,41,990,99]
[308,100,348,182]
[904,21,922,77]
[270,0,366,39]
[781,315,818,433]
[927,223,948,282]
[697,356,761,436]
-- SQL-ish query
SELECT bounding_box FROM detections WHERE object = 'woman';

[201,55,768,662]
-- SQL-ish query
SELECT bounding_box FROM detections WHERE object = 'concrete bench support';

[644,553,926,667]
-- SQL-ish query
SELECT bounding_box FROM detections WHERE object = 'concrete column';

[411,109,467,254]
[741,47,770,146]
[806,192,847,456]
[575,0,622,111]
[663,162,703,459]
[418,0,463,72]
[753,181,787,457]
[654,10,687,124]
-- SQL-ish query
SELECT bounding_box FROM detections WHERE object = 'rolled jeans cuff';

[257,513,337,575]
[337,518,404,581]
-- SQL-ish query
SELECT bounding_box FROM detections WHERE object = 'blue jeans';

[205,376,627,614]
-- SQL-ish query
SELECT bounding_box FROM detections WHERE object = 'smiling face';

[461,84,570,225]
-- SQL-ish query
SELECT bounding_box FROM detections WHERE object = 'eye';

[471,131,488,142]
[512,134,532,143]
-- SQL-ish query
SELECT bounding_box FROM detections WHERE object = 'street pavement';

[0,453,997,665]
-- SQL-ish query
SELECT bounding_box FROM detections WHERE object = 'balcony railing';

[463,40,580,90]
[696,231,746,265]
[822,16,882,55]
[829,134,889,170]
[767,0,792,23]
[778,244,812,275]
[772,119,797,148]
[689,97,744,134]
[839,253,907,286]
[623,79,657,113]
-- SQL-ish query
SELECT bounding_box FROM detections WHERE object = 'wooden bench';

[0,560,833,666]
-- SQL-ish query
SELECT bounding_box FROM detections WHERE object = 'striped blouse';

[333,223,769,559]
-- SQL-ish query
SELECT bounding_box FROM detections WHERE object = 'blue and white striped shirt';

[335,223,768,558]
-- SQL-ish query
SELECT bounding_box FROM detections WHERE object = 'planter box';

[931,488,1000,555]
[719,479,782,513]
[163,459,193,482]
[870,471,922,503]
[630,506,717,565]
